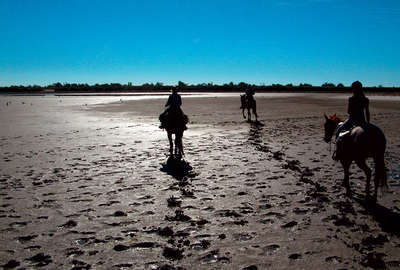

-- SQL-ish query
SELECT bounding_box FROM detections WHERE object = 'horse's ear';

[324,114,329,120]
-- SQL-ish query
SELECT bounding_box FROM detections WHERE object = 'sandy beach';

[0,93,399,270]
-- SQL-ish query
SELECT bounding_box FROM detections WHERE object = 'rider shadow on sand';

[160,155,193,181]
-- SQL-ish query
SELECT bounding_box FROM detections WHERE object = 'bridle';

[325,115,344,155]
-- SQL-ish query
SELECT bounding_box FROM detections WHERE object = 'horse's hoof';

[365,195,377,204]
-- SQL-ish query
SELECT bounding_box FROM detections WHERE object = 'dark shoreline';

[1,89,400,97]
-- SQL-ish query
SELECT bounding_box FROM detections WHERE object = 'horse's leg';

[167,131,173,155]
[253,102,258,122]
[242,108,246,119]
[174,134,178,156]
[174,132,182,158]
[355,159,372,199]
[341,159,352,196]
[177,131,184,157]
[373,155,387,202]
[247,108,251,122]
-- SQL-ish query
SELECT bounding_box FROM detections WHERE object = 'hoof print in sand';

[163,246,184,260]
[59,220,78,228]
[26,253,52,267]
[167,196,182,207]
[71,259,91,270]
[288,253,301,260]
[112,210,127,217]
[165,210,191,222]
[242,266,258,270]
[3,259,20,269]
[190,240,210,251]
[199,249,230,264]
[262,244,280,255]
[114,244,130,252]
[325,256,343,264]
[158,226,174,237]
[17,234,38,243]
[281,221,298,228]
[131,242,158,248]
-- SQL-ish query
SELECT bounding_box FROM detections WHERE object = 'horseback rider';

[333,81,370,160]
[245,88,256,103]
[159,88,188,129]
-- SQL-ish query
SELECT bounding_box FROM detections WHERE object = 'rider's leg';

[335,119,352,138]
[159,110,168,129]
[333,119,352,160]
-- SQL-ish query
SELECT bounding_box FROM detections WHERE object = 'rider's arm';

[165,95,172,107]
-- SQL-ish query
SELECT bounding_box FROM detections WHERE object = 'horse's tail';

[375,155,388,193]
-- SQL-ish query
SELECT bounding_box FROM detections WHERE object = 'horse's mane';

[329,114,343,124]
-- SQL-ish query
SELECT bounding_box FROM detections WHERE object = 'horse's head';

[324,114,343,143]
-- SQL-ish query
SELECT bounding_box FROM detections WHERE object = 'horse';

[323,114,388,202]
[240,94,258,122]
[161,110,188,158]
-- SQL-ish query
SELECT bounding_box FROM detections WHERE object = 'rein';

[327,115,344,157]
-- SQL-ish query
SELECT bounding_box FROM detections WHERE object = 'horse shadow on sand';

[160,155,193,181]
[354,195,400,237]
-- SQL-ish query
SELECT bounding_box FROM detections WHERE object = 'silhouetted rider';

[335,81,370,137]
[165,88,182,109]
[245,88,255,102]
[333,81,370,160]
[159,88,187,129]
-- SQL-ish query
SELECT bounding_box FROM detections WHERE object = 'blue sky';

[1,0,399,87]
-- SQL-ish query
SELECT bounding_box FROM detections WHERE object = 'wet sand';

[0,93,399,269]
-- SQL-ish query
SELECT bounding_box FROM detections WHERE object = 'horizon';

[1,81,399,89]
[1,0,399,87]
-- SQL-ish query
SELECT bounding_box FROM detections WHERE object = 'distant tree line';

[0,81,399,94]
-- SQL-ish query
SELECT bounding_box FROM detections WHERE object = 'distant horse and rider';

[323,81,387,203]
[159,88,188,158]
[240,89,258,122]
[159,87,259,158]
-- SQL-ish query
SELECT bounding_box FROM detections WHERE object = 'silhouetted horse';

[323,114,387,202]
[240,94,258,122]
[162,110,188,158]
